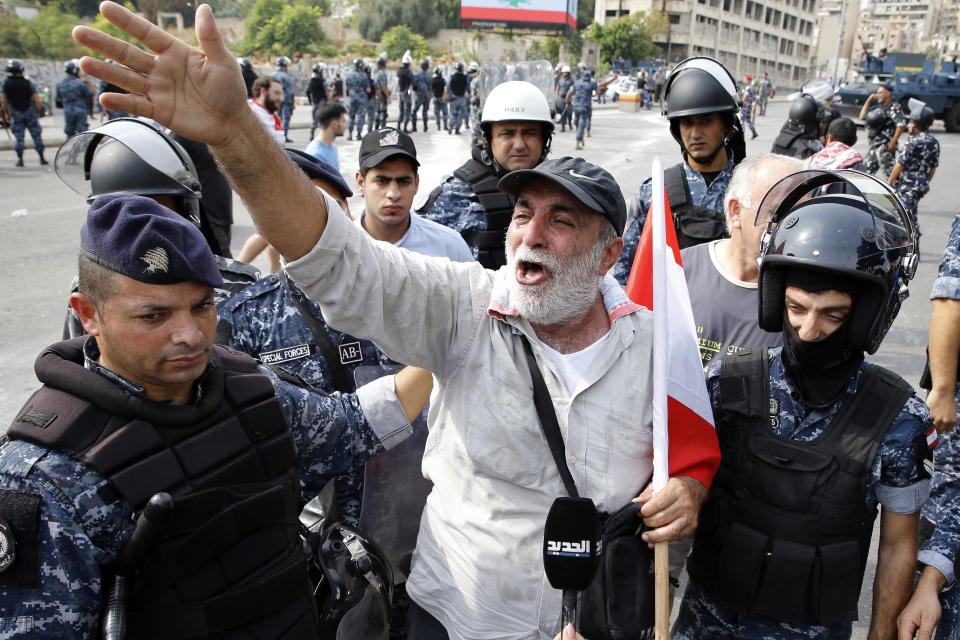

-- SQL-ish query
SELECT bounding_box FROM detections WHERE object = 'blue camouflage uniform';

[741,84,757,137]
[0,337,392,638]
[431,73,448,130]
[218,274,398,523]
[892,130,939,233]
[55,75,92,137]
[375,68,390,129]
[97,79,128,120]
[421,175,484,261]
[345,69,371,138]
[571,77,597,141]
[556,75,574,130]
[614,157,734,285]
[365,72,378,134]
[272,68,294,139]
[413,69,431,130]
[673,348,934,640]
[865,101,906,177]
[920,214,960,638]
[2,76,44,157]
[447,72,469,134]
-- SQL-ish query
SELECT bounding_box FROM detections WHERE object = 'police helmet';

[433,65,443,76]
[661,56,741,119]
[756,169,918,354]
[561,64,571,74]
[378,52,388,67]
[354,57,365,70]
[468,61,479,72]
[583,70,592,81]
[5,59,24,74]
[300,482,393,640]
[276,56,290,68]
[907,98,935,131]
[863,106,890,131]
[787,94,820,132]
[480,81,554,166]
[401,50,412,65]
[54,118,203,227]
[238,57,252,70]
[555,62,563,72]
[456,61,465,72]
[65,60,80,76]
[421,59,430,70]
[312,62,325,75]
[577,61,586,70]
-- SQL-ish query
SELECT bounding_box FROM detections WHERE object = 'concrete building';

[593,0,819,88]
[811,0,860,81]
[852,0,937,59]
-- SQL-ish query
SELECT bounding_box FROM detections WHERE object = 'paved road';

[0,97,955,637]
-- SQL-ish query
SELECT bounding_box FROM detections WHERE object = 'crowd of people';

[0,5,956,640]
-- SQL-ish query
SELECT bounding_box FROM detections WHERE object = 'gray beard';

[505,240,605,326]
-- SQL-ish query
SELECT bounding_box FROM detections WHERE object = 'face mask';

[781,311,864,409]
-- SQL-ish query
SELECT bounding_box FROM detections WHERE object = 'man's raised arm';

[73,1,326,261]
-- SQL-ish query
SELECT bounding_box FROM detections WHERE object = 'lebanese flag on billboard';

[624,159,721,492]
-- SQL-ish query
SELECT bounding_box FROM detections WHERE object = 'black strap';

[520,336,579,498]
[664,163,692,209]
[279,271,355,394]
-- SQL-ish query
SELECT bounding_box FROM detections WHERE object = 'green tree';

[527,30,582,65]
[91,2,147,53]
[242,0,326,56]
[584,11,664,65]
[356,0,444,41]
[379,24,437,60]
[576,0,594,31]
[0,4,88,59]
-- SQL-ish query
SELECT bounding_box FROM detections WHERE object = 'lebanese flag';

[625,159,721,492]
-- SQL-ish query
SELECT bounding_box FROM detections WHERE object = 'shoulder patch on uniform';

[0,489,41,588]
[18,407,56,429]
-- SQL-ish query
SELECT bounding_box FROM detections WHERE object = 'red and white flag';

[624,159,721,493]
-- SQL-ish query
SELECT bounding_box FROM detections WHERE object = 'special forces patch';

[259,343,313,365]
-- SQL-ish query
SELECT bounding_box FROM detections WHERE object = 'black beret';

[285,148,353,198]
[81,194,223,288]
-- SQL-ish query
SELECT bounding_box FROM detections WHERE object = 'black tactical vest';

[664,163,726,250]
[449,72,467,97]
[418,149,514,269]
[397,68,412,92]
[771,129,822,159]
[8,338,318,639]
[686,349,913,626]
[431,76,445,98]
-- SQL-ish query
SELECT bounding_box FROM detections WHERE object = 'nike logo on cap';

[568,169,597,180]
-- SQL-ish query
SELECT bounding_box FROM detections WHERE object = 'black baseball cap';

[498,157,627,236]
[285,148,353,198]
[359,127,419,169]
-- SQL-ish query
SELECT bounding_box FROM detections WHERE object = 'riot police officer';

[411,58,431,132]
[674,169,931,640]
[272,55,295,142]
[889,100,939,235]
[447,61,468,135]
[1,59,47,167]
[770,94,824,159]
[395,51,413,131]
[613,56,745,285]
[55,60,93,137]
[431,65,448,131]
[859,83,906,177]
[238,57,257,98]
[374,53,391,130]
[419,81,553,268]
[555,65,574,132]
[345,58,371,140]
[565,69,615,150]
[307,62,328,140]
[364,62,378,134]
[0,192,430,639]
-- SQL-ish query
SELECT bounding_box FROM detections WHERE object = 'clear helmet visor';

[55,117,199,201]
[755,169,913,251]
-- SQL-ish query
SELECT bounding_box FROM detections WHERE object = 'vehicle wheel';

[944,103,960,132]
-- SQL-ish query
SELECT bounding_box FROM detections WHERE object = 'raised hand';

[73,1,247,146]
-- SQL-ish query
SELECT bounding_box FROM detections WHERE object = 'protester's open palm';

[73,1,246,146]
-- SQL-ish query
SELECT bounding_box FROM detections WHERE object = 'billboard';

[461,0,577,31]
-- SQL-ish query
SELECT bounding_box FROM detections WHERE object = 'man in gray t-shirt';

[681,153,804,368]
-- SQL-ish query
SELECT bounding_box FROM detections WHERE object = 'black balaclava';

[780,269,864,409]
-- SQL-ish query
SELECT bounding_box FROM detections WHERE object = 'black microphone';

[543,496,602,634]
